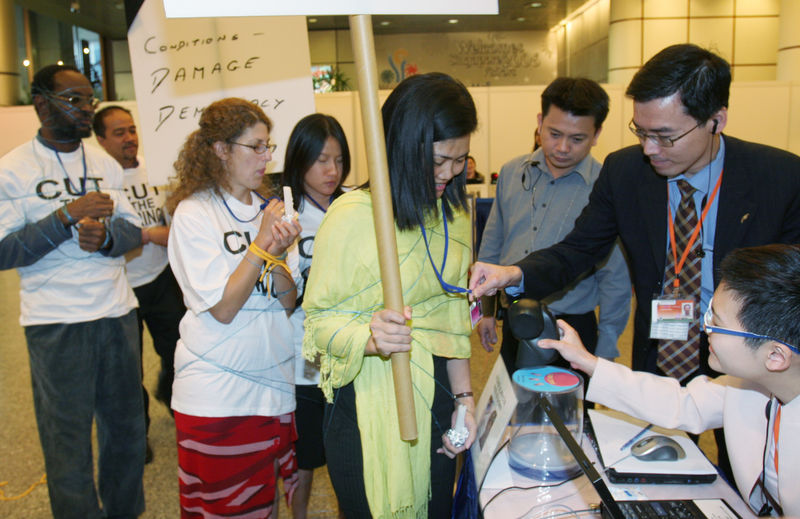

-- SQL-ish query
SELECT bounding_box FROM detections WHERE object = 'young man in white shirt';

[538,244,800,517]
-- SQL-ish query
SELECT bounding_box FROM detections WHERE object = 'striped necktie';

[657,180,702,381]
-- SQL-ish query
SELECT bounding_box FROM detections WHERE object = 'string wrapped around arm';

[248,242,289,288]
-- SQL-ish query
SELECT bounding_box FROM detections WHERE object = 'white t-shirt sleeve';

[112,189,142,227]
[169,200,234,314]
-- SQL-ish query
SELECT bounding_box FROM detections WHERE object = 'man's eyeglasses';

[628,120,701,148]
[47,92,100,109]
[703,298,799,354]
[229,141,277,154]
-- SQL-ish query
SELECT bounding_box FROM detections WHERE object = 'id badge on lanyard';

[649,172,723,342]
[469,299,482,328]
[650,297,695,341]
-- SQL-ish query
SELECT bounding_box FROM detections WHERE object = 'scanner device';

[507,299,560,369]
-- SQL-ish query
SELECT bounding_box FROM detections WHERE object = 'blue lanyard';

[304,194,333,213]
[222,191,275,223]
[56,143,88,196]
[36,133,89,196]
[419,201,470,295]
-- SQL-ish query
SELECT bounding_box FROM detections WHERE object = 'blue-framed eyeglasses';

[703,298,799,354]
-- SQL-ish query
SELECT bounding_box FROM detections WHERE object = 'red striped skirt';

[175,411,298,518]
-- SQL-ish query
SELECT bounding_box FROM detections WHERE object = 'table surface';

[478,438,755,519]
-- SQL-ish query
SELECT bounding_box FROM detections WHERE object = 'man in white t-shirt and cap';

[94,105,185,462]
[0,64,145,518]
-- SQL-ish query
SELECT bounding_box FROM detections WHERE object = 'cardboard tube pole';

[349,14,417,441]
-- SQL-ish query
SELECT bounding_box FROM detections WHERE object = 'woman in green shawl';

[303,72,478,518]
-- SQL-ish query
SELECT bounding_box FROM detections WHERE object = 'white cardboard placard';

[163,0,499,18]
[128,0,315,185]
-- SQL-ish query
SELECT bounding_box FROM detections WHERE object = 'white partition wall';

[315,82,800,184]
[727,82,792,151]
[3,82,800,186]
[482,85,543,176]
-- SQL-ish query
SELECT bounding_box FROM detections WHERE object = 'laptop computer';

[538,396,743,519]
[586,409,718,485]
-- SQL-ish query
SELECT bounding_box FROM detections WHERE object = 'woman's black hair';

[380,72,477,230]
[281,113,350,211]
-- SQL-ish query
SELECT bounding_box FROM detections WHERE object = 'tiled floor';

[0,268,715,517]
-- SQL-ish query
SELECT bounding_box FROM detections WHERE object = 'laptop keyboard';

[618,500,704,519]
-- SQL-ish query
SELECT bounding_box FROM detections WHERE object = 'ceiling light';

[22,59,31,67]
[308,17,317,23]
[83,47,90,55]
[57,60,64,65]
[530,2,543,7]
[380,21,391,26]
[517,17,526,22]
[448,19,459,24]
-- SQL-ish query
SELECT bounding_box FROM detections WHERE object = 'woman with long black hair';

[303,73,478,518]
[282,113,350,519]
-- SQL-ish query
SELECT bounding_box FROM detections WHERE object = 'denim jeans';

[25,309,146,519]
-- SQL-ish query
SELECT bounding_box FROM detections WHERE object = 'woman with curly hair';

[303,73,478,518]
[166,97,302,518]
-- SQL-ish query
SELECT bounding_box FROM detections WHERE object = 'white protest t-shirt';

[0,138,140,326]
[168,189,298,417]
[122,157,169,287]
[287,197,325,386]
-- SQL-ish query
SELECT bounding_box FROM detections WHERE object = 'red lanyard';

[666,170,724,293]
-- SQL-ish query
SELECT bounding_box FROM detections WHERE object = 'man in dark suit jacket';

[496,133,800,369]
[469,44,800,476]
[471,43,800,373]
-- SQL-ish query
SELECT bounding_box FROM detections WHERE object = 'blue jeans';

[25,309,146,519]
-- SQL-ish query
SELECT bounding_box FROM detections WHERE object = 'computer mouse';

[630,435,686,462]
